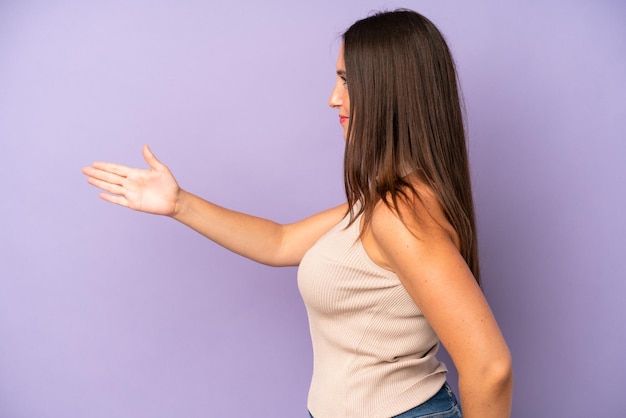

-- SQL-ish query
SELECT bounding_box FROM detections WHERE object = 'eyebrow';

[336,70,347,77]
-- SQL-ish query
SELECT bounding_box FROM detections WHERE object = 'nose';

[328,83,342,108]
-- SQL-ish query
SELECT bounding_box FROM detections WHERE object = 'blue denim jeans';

[308,383,462,418]
[392,383,462,417]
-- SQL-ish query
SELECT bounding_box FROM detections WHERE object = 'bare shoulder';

[367,182,493,353]
[369,180,459,252]
[366,183,511,404]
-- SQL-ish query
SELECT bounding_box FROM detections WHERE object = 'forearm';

[171,190,288,266]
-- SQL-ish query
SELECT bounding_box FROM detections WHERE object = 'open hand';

[82,145,181,216]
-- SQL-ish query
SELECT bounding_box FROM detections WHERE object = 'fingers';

[142,144,165,171]
[89,161,131,177]
[86,175,125,196]
[99,192,129,208]
[84,145,164,177]
[82,165,125,186]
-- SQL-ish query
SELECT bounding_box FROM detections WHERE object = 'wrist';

[171,188,188,219]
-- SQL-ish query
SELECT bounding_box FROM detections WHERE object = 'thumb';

[142,144,165,171]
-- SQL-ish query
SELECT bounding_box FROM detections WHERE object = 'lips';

[339,115,349,124]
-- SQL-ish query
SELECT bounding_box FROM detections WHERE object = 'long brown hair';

[342,9,480,283]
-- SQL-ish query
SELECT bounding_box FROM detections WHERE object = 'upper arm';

[369,200,509,378]
[277,203,348,266]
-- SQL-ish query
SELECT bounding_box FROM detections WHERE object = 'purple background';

[1,1,625,416]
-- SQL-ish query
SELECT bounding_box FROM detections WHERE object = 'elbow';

[490,353,513,393]
[460,350,514,397]
[480,350,514,398]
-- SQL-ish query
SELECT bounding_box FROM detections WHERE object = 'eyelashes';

[336,70,348,86]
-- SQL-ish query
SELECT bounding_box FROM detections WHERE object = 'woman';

[83,9,512,418]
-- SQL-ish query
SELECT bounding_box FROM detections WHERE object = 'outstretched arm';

[82,145,346,266]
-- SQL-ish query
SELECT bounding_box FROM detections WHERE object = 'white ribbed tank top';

[298,212,447,418]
